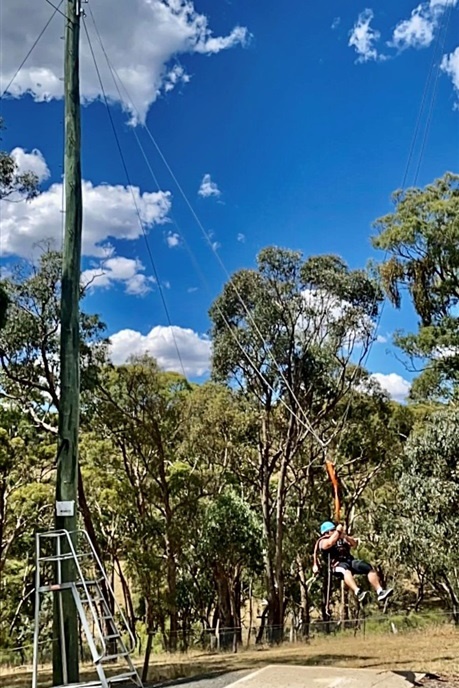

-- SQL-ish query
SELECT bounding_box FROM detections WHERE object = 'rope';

[334,3,456,444]
[85,6,378,451]
[43,0,68,21]
[0,1,65,100]
[413,1,454,185]
[82,18,188,381]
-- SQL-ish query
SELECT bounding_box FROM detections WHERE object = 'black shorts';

[332,559,373,578]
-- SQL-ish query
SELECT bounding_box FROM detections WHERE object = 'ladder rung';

[39,583,74,593]
[107,672,138,683]
[76,578,105,586]
[38,552,92,562]
[104,633,121,640]
[52,682,104,688]
[100,651,129,661]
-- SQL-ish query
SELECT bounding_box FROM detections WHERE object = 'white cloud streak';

[441,47,459,102]
[10,148,50,183]
[166,231,181,248]
[0,0,250,124]
[390,3,437,50]
[109,325,211,377]
[198,173,221,198]
[348,9,382,63]
[348,0,458,97]
[1,151,171,259]
[371,372,411,402]
[82,256,155,295]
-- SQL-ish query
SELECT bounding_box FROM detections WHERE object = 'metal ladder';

[32,529,143,688]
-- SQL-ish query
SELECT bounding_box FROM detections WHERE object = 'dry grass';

[2,625,459,687]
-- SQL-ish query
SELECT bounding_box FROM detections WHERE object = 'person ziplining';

[313,521,393,604]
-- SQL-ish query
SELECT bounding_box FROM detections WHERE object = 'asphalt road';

[147,669,251,688]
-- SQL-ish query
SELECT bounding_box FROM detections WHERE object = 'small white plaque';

[56,500,75,517]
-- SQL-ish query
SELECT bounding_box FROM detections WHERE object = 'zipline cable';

[0,1,65,100]
[86,4,365,450]
[82,19,188,381]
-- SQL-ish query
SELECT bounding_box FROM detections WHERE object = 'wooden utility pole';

[53,0,82,684]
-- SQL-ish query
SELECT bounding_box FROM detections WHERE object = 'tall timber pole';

[53,0,83,683]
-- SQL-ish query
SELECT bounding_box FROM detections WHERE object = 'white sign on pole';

[56,500,75,516]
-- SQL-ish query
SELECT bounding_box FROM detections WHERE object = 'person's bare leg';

[343,570,359,593]
[368,570,381,591]
[367,569,393,601]
[343,570,368,602]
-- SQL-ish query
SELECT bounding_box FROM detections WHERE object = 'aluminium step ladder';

[32,529,143,688]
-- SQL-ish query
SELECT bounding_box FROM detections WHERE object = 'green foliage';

[210,247,382,401]
[0,249,109,422]
[0,407,54,650]
[0,119,39,201]
[201,490,263,576]
[373,172,459,399]
[378,407,459,617]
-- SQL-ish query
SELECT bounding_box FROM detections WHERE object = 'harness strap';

[312,534,328,570]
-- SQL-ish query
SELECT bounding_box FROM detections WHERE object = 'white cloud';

[390,4,435,50]
[301,289,375,351]
[441,47,459,101]
[430,0,458,7]
[348,0,457,84]
[109,325,211,377]
[0,0,250,124]
[371,372,411,402]
[376,334,388,344]
[1,177,171,259]
[166,231,181,248]
[390,0,457,51]
[82,256,155,295]
[237,233,246,243]
[10,147,50,183]
[349,9,381,62]
[331,17,341,31]
[198,173,221,198]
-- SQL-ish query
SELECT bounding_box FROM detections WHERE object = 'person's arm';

[320,524,343,551]
[344,533,359,548]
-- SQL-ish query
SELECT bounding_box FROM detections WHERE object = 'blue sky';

[0,0,458,400]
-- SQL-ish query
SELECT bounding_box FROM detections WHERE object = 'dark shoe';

[357,590,368,604]
[377,588,393,602]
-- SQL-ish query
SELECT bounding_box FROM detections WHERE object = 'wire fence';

[1,606,459,669]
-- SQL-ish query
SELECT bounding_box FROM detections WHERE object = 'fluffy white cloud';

[0,173,171,259]
[348,0,458,85]
[390,0,458,50]
[109,325,211,377]
[301,289,375,351]
[430,0,458,7]
[441,47,459,100]
[349,9,381,62]
[166,231,181,248]
[82,256,155,295]
[198,173,221,198]
[371,372,411,401]
[391,4,436,50]
[0,0,250,124]
[10,147,50,183]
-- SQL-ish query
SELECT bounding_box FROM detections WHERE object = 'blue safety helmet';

[320,521,336,535]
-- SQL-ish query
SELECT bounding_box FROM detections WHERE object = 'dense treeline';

[1,138,459,657]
